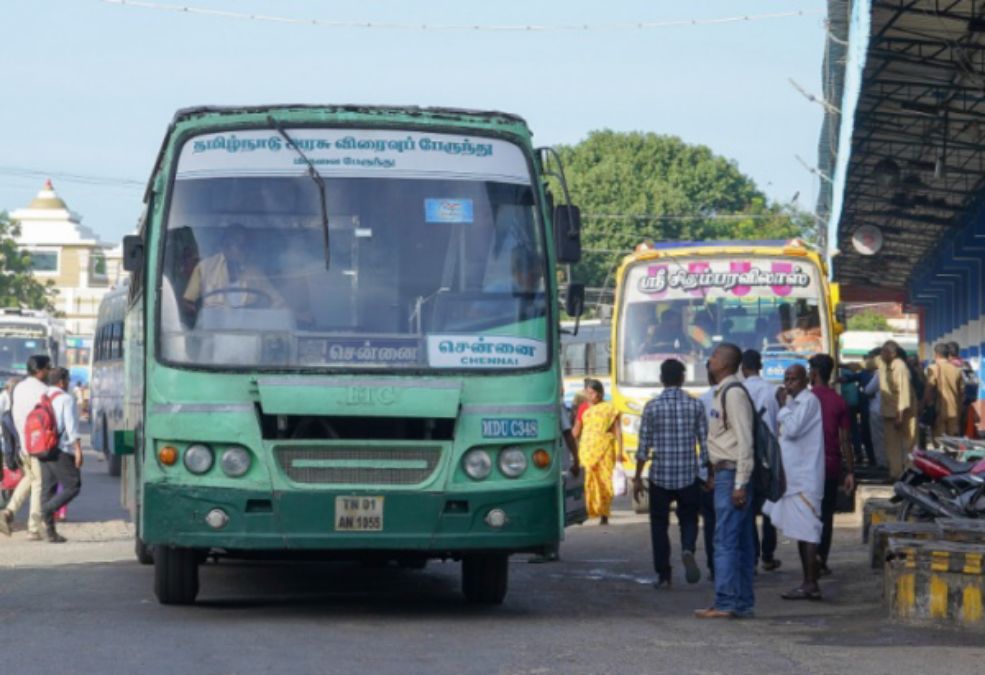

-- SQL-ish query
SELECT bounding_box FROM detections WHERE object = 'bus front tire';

[154,546,200,605]
[462,554,508,605]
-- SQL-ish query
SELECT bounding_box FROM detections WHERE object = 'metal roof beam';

[871,1,973,26]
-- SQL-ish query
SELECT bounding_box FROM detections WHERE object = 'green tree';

[847,310,891,332]
[549,130,816,288]
[0,212,57,311]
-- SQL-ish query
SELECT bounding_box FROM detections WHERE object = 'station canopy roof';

[819,0,985,297]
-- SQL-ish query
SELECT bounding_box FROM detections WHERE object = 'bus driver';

[638,308,691,356]
[182,224,286,316]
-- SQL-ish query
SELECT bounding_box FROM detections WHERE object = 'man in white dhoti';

[764,364,825,600]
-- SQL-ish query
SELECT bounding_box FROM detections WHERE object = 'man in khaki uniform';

[925,343,964,445]
[879,341,916,478]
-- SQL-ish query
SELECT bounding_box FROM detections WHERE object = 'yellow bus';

[610,239,841,507]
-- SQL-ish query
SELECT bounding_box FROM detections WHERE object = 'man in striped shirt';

[633,359,709,588]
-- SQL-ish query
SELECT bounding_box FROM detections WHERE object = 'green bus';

[117,105,584,605]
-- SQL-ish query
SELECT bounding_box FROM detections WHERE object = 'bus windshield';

[0,337,49,374]
[159,128,548,371]
[0,321,50,374]
[618,256,828,386]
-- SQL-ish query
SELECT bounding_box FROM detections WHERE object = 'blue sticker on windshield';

[25,341,37,348]
[481,419,539,439]
[425,198,474,223]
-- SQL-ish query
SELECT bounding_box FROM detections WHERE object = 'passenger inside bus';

[479,247,545,321]
[776,310,823,353]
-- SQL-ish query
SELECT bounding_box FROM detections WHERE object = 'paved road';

[3,440,985,674]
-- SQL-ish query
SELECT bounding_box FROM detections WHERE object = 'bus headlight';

[463,449,492,480]
[220,446,252,477]
[621,414,641,435]
[498,447,527,478]
[183,444,214,474]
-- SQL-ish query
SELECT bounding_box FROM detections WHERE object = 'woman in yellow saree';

[573,379,621,524]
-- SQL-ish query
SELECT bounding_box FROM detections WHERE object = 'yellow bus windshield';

[617,255,828,386]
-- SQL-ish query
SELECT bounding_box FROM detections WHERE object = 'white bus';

[0,309,66,386]
[560,319,611,406]
[90,282,128,476]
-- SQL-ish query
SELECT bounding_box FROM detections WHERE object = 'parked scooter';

[894,448,985,520]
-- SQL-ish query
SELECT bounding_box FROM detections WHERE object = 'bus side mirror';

[554,204,582,264]
[835,303,846,326]
[123,235,144,273]
[565,283,585,318]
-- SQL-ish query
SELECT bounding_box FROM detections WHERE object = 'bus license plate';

[335,496,384,531]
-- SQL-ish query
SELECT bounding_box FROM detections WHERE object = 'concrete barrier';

[936,518,985,544]
[885,537,985,626]
[869,522,940,569]
[863,498,900,544]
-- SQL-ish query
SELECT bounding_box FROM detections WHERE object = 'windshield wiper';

[268,116,331,270]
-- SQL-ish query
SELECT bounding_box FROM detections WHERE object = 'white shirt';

[12,376,49,454]
[47,385,81,450]
[699,388,715,418]
[777,389,825,500]
[743,374,780,436]
[864,372,881,415]
[0,389,10,417]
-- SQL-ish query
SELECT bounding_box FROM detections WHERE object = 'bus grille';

[274,445,442,485]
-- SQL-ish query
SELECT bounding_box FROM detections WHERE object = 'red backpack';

[24,391,63,460]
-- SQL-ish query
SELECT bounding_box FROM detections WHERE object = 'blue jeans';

[713,469,755,615]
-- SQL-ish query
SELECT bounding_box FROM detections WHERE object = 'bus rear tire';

[462,554,508,605]
[154,546,199,605]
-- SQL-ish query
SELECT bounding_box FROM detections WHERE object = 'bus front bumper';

[141,482,560,554]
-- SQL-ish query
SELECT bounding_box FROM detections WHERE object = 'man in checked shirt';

[632,359,709,589]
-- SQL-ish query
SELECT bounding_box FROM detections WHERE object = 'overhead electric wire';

[0,166,144,189]
[97,1,821,32]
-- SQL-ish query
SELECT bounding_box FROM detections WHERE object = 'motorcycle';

[894,448,985,521]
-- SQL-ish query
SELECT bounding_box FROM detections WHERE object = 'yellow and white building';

[9,180,125,336]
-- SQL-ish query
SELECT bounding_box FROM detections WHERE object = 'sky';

[0,0,828,245]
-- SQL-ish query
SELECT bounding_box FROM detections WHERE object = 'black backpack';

[720,382,787,503]
[1,408,19,472]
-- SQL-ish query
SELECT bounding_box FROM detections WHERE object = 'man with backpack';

[765,364,825,600]
[694,343,756,620]
[0,355,52,539]
[740,349,782,572]
[36,367,83,543]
